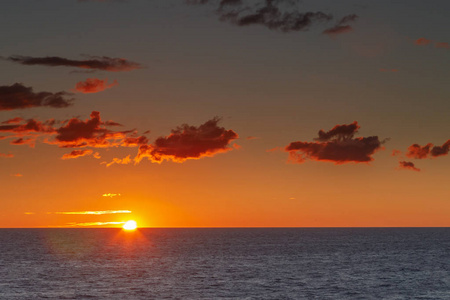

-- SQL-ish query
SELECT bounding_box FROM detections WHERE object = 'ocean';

[0,228,449,299]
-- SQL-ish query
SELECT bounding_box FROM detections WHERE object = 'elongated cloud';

[285,121,384,164]
[0,152,13,158]
[75,78,118,93]
[102,193,121,198]
[61,149,93,160]
[0,119,55,134]
[0,83,73,111]
[52,210,131,215]
[6,55,141,72]
[398,161,420,172]
[323,14,358,36]
[11,137,36,147]
[414,38,449,49]
[136,117,238,163]
[66,221,125,227]
[406,140,450,159]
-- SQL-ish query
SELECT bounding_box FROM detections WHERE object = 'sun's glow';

[122,220,137,230]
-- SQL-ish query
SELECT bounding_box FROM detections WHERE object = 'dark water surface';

[0,228,449,299]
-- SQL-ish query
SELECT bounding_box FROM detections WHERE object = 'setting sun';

[122,220,137,231]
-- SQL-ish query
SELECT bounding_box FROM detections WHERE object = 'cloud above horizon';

[187,0,360,34]
[135,117,239,163]
[323,14,358,36]
[74,78,118,93]
[6,55,141,72]
[0,83,73,111]
[398,161,420,172]
[285,121,385,164]
[406,140,450,159]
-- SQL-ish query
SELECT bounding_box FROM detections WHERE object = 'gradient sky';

[0,0,449,228]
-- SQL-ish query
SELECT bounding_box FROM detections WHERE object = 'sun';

[122,220,137,231]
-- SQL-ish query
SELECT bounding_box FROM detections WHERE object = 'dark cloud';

[53,111,129,148]
[406,140,450,159]
[136,117,238,163]
[61,149,93,160]
[6,55,141,72]
[398,161,420,172]
[414,38,449,49]
[189,0,336,33]
[414,37,432,46]
[323,14,358,36]
[1,117,24,124]
[10,137,36,148]
[0,119,55,134]
[74,78,118,93]
[285,121,384,164]
[0,83,73,111]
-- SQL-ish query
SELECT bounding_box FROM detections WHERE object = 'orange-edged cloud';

[0,83,73,111]
[414,38,449,49]
[51,210,131,215]
[66,221,125,227]
[406,140,450,159]
[2,117,24,124]
[104,155,132,167]
[0,152,14,158]
[51,111,129,148]
[135,117,238,163]
[75,78,118,94]
[61,149,93,160]
[392,149,402,157]
[285,121,384,164]
[6,55,141,72]
[398,161,420,172]
[12,173,23,177]
[11,137,36,148]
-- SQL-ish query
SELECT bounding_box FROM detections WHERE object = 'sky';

[0,0,449,228]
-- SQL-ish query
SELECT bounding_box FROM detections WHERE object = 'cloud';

[0,83,73,111]
[104,155,132,167]
[6,55,141,72]
[323,14,358,36]
[406,140,450,159]
[0,118,56,135]
[414,38,449,49]
[61,149,94,160]
[2,117,24,124]
[11,137,36,147]
[136,117,238,163]
[51,210,131,215]
[51,111,129,148]
[398,161,420,172]
[0,152,14,158]
[391,149,402,156]
[66,221,125,227]
[102,193,121,198]
[414,37,432,45]
[12,173,23,177]
[74,78,118,93]
[285,121,385,164]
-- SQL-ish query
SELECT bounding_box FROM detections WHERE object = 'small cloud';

[74,78,118,94]
[0,152,14,158]
[61,149,93,160]
[24,212,35,215]
[284,121,385,164]
[11,137,36,148]
[66,221,125,227]
[0,83,73,111]
[246,136,260,140]
[102,193,121,198]
[289,197,296,200]
[323,14,358,37]
[398,161,420,172]
[406,140,450,159]
[435,42,449,49]
[51,210,131,215]
[415,37,432,45]
[12,173,23,177]
[104,155,132,167]
[6,55,141,72]
[391,149,402,157]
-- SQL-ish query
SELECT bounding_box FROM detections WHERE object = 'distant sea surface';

[0,228,449,299]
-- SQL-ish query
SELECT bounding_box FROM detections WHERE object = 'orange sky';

[0,0,449,228]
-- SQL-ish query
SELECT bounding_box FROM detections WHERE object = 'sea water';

[0,228,449,299]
